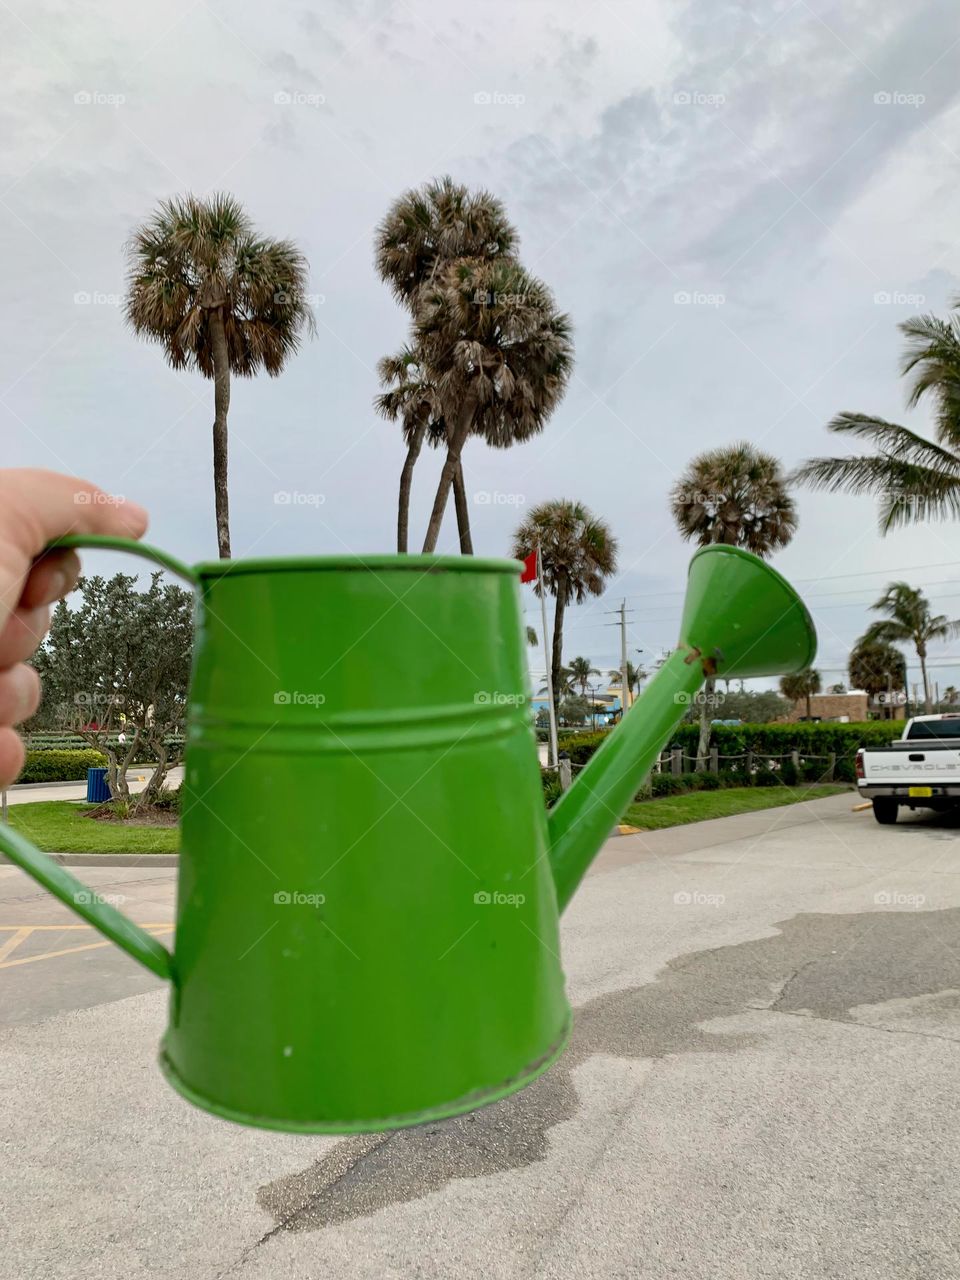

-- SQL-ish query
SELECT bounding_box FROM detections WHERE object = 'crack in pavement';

[252,906,960,1238]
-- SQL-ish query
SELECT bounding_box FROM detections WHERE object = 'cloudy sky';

[3,0,960,694]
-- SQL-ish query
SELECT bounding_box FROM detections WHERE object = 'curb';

[8,771,160,792]
[2,853,179,867]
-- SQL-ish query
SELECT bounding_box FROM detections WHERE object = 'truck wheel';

[873,798,899,825]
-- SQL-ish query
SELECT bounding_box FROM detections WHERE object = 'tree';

[671,443,797,762]
[32,573,193,810]
[375,178,519,552]
[780,669,822,720]
[567,656,600,697]
[848,636,907,718]
[526,626,538,647]
[608,660,646,698]
[417,255,573,552]
[678,688,791,724]
[793,308,960,531]
[863,582,960,713]
[714,689,789,723]
[670,442,798,552]
[513,500,618,726]
[558,694,591,727]
[125,193,314,558]
[608,660,647,713]
[945,686,959,706]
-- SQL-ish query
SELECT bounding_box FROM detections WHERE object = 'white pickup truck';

[856,714,960,824]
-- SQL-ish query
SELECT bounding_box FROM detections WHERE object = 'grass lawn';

[5,786,853,854]
[6,802,179,854]
[622,784,852,831]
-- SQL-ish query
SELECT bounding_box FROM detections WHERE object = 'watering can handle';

[0,534,197,980]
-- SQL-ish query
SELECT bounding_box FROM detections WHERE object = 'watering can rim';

[46,536,525,583]
[687,543,817,671]
[192,552,526,580]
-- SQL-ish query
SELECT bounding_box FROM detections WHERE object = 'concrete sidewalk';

[3,766,184,806]
[3,793,960,1278]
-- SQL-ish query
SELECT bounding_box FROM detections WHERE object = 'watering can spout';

[546,544,816,912]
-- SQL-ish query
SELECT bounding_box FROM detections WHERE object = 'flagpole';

[538,544,560,769]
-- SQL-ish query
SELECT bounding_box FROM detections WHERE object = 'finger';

[0,726,25,789]
[0,604,50,668]
[18,548,81,610]
[0,663,40,725]
[0,469,148,565]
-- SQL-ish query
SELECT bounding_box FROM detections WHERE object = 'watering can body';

[0,537,816,1133]
[167,555,569,1131]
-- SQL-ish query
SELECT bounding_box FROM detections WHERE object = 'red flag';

[520,550,538,583]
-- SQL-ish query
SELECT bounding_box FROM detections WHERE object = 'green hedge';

[558,721,903,784]
[18,749,108,783]
[25,734,183,752]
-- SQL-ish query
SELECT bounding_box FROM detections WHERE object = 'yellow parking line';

[0,927,32,963]
[0,923,172,930]
[0,924,173,970]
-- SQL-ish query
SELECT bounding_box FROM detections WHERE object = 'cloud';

[3,0,960,686]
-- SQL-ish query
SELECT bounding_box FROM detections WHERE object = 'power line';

[616,560,960,601]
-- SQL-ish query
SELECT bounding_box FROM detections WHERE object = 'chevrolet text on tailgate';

[857,714,960,824]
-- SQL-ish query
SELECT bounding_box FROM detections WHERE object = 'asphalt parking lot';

[3,793,960,1279]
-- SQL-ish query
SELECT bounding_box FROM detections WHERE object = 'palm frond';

[124,193,314,378]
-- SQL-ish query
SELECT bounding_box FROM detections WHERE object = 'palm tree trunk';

[452,460,474,554]
[397,422,426,553]
[805,691,812,719]
[696,677,713,768]
[552,582,567,724]
[209,308,232,560]
[919,647,932,713]
[422,400,475,553]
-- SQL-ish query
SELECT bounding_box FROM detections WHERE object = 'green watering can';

[0,537,815,1133]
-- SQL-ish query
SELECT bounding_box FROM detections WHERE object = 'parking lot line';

[0,927,32,963]
[0,924,173,969]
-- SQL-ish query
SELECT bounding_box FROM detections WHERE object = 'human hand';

[0,469,147,787]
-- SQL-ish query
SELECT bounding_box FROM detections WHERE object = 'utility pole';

[605,601,635,723]
[619,599,630,720]
[537,545,559,768]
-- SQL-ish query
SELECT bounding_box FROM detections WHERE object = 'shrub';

[540,768,563,807]
[18,749,107,783]
[561,721,900,778]
[150,788,181,812]
[650,773,689,797]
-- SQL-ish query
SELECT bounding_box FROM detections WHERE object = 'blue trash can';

[86,767,110,803]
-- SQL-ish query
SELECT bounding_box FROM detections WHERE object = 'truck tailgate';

[861,745,960,785]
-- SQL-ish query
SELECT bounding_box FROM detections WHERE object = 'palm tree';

[793,308,960,530]
[945,686,959,706]
[608,660,646,699]
[375,178,518,552]
[538,664,575,697]
[863,583,960,713]
[526,626,538,646]
[418,256,574,552]
[567,656,600,697]
[513,500,618,724]
[375,344,448,553]
[670,442,798,551]
[671,443,797,761]
[125,193,314,558]
[848,636,907,718]
[780,669,822,720]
